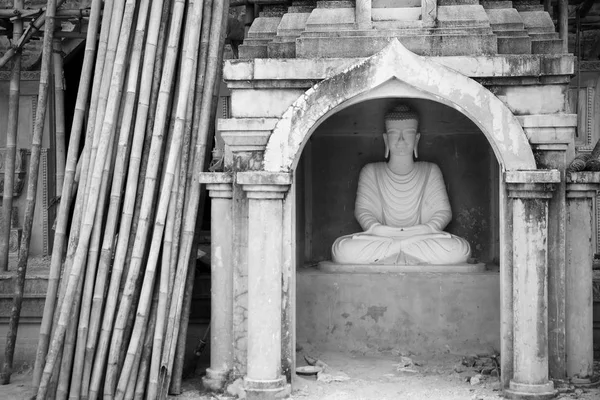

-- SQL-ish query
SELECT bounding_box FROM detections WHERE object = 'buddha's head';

[383,104,421,159]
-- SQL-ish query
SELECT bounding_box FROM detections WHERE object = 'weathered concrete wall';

[297,269,501,355]
[0,75,55,257]
[300,98,498,263]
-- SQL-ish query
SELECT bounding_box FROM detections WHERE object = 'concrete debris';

[392,349,412,357]
[393,356,419,373]
[469,374,483,385]
[226,378,246,399]
[454,363,466,373]
[316,370,351,383]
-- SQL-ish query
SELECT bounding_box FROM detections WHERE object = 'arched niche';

[263,39,536,173]
[298,96,500,264]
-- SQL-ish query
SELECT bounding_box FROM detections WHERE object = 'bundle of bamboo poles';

[5,0,228,398]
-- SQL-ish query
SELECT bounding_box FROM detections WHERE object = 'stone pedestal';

[565,172,600,387]
[238,172,291,400]
[505,170,559,400]
[199,173,234,391]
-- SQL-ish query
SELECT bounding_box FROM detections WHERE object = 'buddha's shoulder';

[360,162,387,174]
[415,161,442,173]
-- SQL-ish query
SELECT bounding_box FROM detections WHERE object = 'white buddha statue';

[332,104,471,265]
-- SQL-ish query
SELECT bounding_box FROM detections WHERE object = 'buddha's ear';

[383,133,389,159]
[414,133,421,159]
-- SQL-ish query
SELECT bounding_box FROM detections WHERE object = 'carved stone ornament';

[0,148,29,198]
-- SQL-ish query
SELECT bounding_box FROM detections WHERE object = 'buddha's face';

[383,119,420,157]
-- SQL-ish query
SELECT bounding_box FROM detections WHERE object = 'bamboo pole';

[68,129,120,400]
[0,0,23,275]
[32,0,106,388]
[171,48,223,394]
[164,64,199,396]
[70,2,151,399]
[1,0,57,386]
[115,70,180,379]
[160,0,229,390]
[169,234,200,395]
[147,158,181,399]
[55,262,86,400]
[81,0,127,216]
[52,38,66,195]
[55,128,117,400]
[169,2,215,391]
[36,1,137,398]
[111,1,177,377]
[0,0,67,69]
[117,276,159,400]
[132,293,159,400]
[147,1,203,395]
[85,1,171,398]
[105,0,198,395]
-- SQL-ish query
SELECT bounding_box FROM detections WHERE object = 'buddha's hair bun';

[385,103,419,123]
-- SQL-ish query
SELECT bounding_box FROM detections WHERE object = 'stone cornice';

[224,54,575,83]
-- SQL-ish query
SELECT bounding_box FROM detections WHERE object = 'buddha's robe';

[332,162,471,265]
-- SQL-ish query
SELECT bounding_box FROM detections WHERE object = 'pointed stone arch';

[263,39,536,172]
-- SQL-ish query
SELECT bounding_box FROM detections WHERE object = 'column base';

[244,376,289,400]
[202,368,230,391]
[571,375,600,388]
[505,380,556,399]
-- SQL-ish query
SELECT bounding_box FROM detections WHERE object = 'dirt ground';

[174,350,600,400]
[1,351,599,400]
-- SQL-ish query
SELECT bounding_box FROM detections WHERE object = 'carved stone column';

[199,173,234,391]
[520,113,575,380]
[355,0,371,30]
[220,121,274,378]
[505,170,559,400]
[238,171,292,400]
[565,172,600,386]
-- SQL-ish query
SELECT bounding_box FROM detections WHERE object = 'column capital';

[237,171,292,199]
[505,170,560,199]
[219,118,277,153]
[518,113,576,152]
[566,172,600,198]
[199,172,234,198]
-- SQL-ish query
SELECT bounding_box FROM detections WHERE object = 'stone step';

[372,20,426,30]
[531,38,564,54]
[372,7,421,21]
[296,33,498,58]
[437,5,492,29]
[497,35,531,54]
[276,12,312,37]
[529,31,559,41]
[486,8,525,31]
[493,29,529,37]
[302,26,494,36]
[519,10,556,33]
[514,4,544,12]
[372,0,421,7]
[437,0,479,5]
[316,0,353,8]
[481,1,513,9]
[305,7,355,31]
[247,16,284,39]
